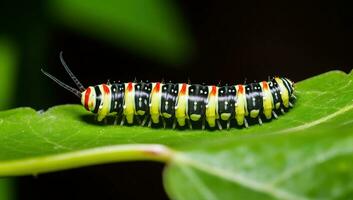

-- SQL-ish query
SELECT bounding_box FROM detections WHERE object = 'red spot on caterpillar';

[180,83,187,95]
[84,87,91,110]
[153,82,161,93]
[127,82,133,92]
[102,84,110,94]
[238,85,244,94]
[210,85,216,96]
[262,81,268,90]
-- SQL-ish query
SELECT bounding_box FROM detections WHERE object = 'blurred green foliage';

[0,178,14,200]
[0,36,17,200]
[0,37,17,110]
[48,0,192,63]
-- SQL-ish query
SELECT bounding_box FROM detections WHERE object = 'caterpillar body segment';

[175,83,188,127]
[123,82,135,124]
[205,85,218,128]
[42,53,296,130]
[260,81,274,120]
[234,85,246,126]
[149,82,162,124]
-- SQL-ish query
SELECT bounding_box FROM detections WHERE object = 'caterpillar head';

[81,86,97,112]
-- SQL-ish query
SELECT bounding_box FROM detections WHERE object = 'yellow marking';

[123,83,135,124]
[260,81,273,119]
[276,102,280,109]
[149,83,162,123]
[235,85,246,126]
[97,85,112,121]
[206,86,218,127]
[190,114,201,121]
[275,78,289,108]
[221,113,231,121]
[162,113,172,118]
[175,84,188,126]
[250,110,259,118]
[137,110,145,115]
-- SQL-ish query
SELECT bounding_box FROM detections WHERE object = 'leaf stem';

[0,144,175,176]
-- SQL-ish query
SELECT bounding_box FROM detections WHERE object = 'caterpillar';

[42,52,296,130]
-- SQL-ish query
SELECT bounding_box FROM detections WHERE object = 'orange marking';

[127,82,133,92]
[84,87,91,111]
[180,83,187,95]
[153,82,161,93]
[102,84,110,94]
[238,85,244,94]
[262,81,268,90]
[210,85,216,96]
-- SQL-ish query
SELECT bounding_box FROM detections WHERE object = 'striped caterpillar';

[42,52,296,130]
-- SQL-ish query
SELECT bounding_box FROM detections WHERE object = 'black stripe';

[110,83,125,114]
[281,78,293,95]
[110,84,117,113]
[270,78,283,108]
[93,85,102,113]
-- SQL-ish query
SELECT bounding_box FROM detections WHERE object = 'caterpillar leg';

[202,117,206,130]
[289,102,294,107]
[113,116,118,125]
[272,111,278,119]
[135,116,142,125]
[148,119,152,127]
[141,115,148,126]
[120,116,125,126]
[172,118,177,129]
[114,114,124,125]
[187,119,192,130]
[244,118,249,128]
[216,119,222,130]
[258,117,262,125]
[226,120,230,130]
[162,118,166,129]
[280,108,285,115]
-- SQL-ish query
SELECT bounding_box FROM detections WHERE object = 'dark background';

[1,0,353,199]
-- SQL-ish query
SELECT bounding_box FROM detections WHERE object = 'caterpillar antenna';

[41,68,82,98]
[60,51,86,92]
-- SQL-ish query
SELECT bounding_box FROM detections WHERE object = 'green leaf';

[0,70,352,199]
